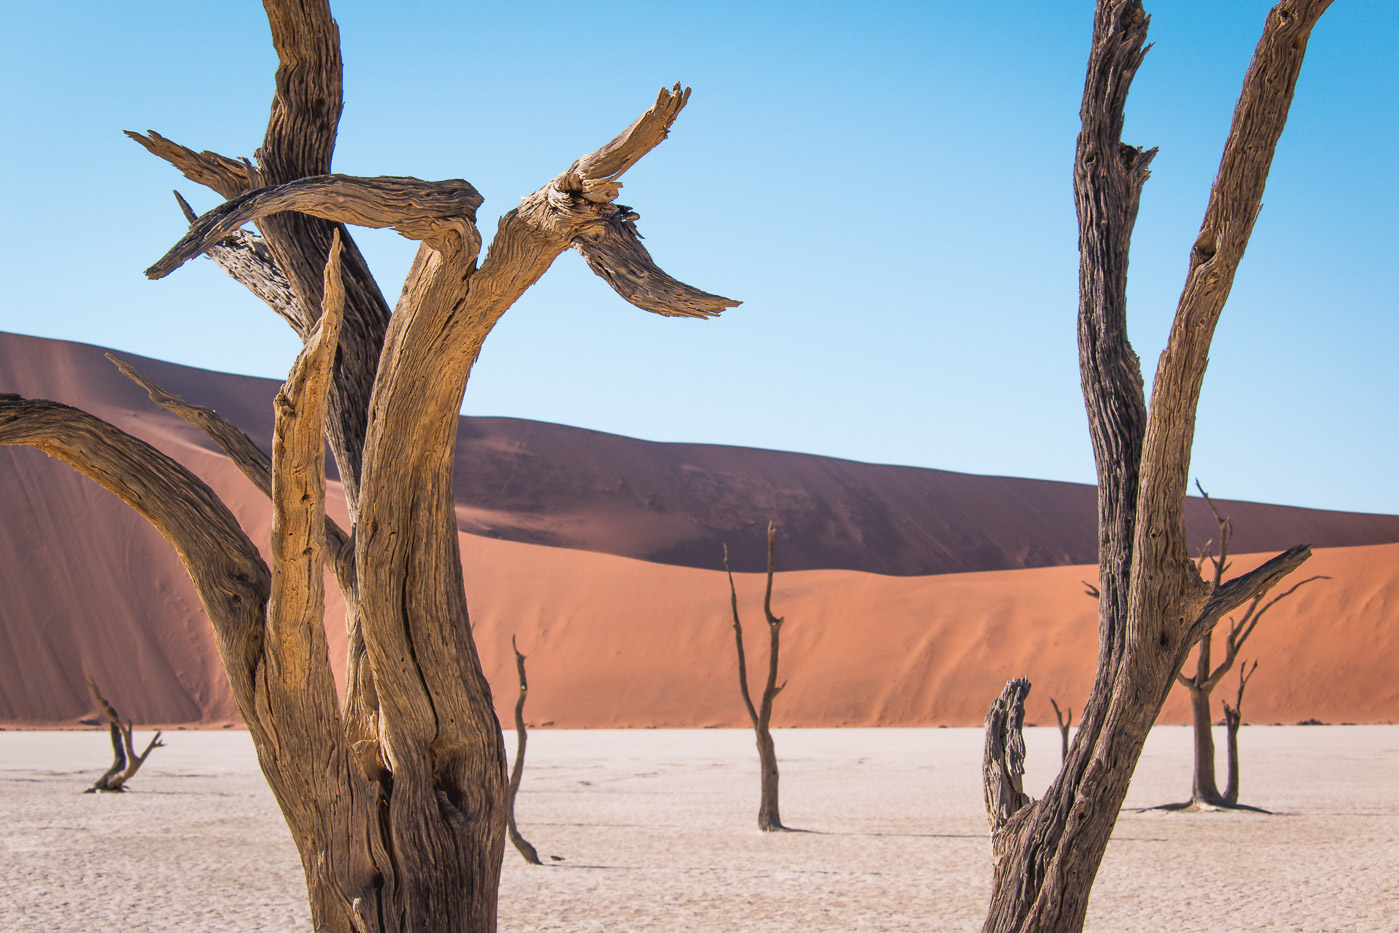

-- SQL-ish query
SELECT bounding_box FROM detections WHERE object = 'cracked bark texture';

[1,3,734,930]
[724,522,790,832]
[980,2,1330,931]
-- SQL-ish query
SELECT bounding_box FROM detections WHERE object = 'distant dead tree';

[1049,699,1072,763]
[723,522,789,832]
[1169,486,1327,809]
[85,678,164,793]
[506,635,542,865]
[0,1,734,926]
[1220,659,1258,806]
[981,3,1331,931]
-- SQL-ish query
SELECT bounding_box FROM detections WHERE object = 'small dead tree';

[723,522,789,832]
[1172,485,1328,808]
[505,635,542,866]
[1220,659,1257,806]
[85,678,164,793]
[1049,698,1072,763]
[0,2,734,927]
[981,3,1332,931]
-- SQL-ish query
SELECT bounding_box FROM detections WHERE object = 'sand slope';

[2,330,1397,727]
[5,330,1398,575]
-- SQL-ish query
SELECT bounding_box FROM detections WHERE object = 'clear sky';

[2,3,1394,515]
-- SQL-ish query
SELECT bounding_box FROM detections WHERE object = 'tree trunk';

[1187,681,1222,805]
[981,3,1329,931]
[1221,702,1242,806]
[755,727,783,833]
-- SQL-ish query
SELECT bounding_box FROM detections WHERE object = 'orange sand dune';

[2,329,1396,727]
[5,330,1398,576]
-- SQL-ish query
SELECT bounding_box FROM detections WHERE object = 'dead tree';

[1220,659,1258,806]
[85,678,164,793]
[723,522,789,832]
[1049,699,1072,764]
[506,635,542,866]
[982,3,1331,931]
[1172,486,1327,807]
[0,2,734,927]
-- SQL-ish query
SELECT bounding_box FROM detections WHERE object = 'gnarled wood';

[173,190,301,330]
[125,130,252,200]
[982,3,1331,931]
[147,175,485,280]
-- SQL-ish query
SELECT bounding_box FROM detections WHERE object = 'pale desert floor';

[2,726,1395,932]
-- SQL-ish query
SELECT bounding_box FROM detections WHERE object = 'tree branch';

[125,130,252,199]
[1136,0,1334,573]
[265,230,345,687]
[757,522,785,725]
[477,84,739,321]
[1074,0,1155,669]
[723,543,760,727]
[0,398,270,702]
[104,352,354,587]
[1186,544,1313,648]
[172,190,302,330]
[147,174,485,279]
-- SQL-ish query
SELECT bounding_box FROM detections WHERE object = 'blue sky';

[2,2,1395,515]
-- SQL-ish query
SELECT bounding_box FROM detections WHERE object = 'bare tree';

[84,678,165,793]
[1049,699,1072,764]
[506,635,542,866]
[0,2,733,928]
[723,522,789,832]
[1220,659,1258,806]
[981,3,1331,931]
[1172,487,1328,808]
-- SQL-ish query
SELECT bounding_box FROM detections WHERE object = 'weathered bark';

[84,679,164,793]
[2,4,734,929]
[1221,659,1256,806]
[506,635,542,866]
[1049,698,1072,764]
[724,522,790,832]
[981,3,1330,931]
